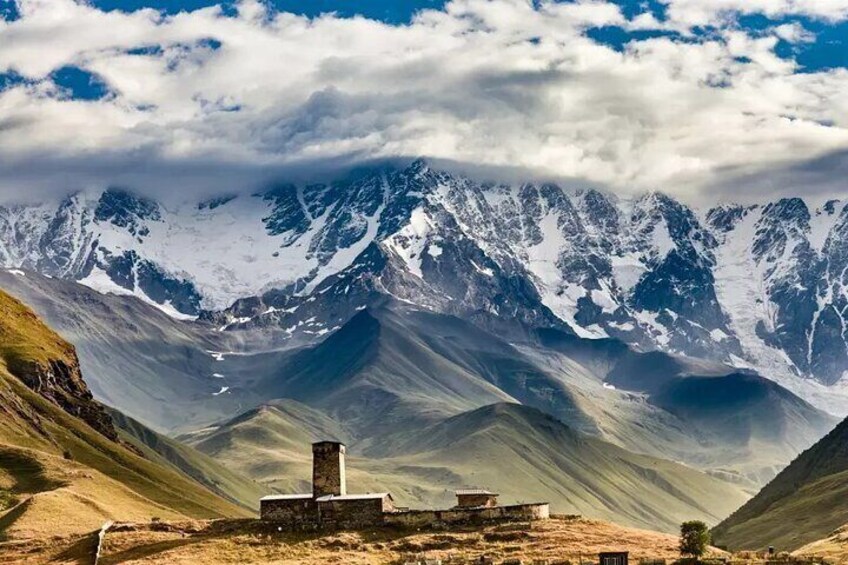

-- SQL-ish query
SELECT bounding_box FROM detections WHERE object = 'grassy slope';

[0,270,273,434]
[376,403,749,532]
[187,400,748,533]
[713,417,848,551]
[794,523,848,562]
[181,399,348,492]
[262,307,830,497]
[259,309,519,438]
[107,407,271,511]
[0,290,252,540]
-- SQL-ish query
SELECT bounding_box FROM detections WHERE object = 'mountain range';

[2,159,847,540]
[0,268,836,526]
[0,278,755,535]
[1,160,846,417]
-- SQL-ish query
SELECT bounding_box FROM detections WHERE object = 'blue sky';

[68,0,846,71]
[88,0,446,22]
[1,0,847,201]
[3,0,847,84]
[4,0,846,101]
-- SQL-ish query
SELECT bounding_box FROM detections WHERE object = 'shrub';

[679,521,711,559]
[0,490,19,511]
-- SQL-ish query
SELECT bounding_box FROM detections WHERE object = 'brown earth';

[0,516,726,564]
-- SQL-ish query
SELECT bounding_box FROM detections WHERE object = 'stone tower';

[312,441,346,498]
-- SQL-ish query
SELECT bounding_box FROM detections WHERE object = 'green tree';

[679,520,711,559]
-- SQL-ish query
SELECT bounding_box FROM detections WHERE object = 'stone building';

[260,440,548,530]
[316,492,395,528]
[455,489,499,508]
[312,441,346,497]
[260,441,396,528]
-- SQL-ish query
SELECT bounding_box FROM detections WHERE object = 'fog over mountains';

[2,159,846,415]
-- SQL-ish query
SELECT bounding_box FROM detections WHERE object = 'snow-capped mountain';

[2,160,847,409]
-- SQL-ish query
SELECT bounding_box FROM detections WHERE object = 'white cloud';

[0,0,847,202]
[772,22,816,43]
[662,0,848,27]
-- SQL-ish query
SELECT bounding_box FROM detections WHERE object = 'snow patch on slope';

[525,213,607,339]
[711,207,795,377]
[79,266,197,321]
[384,206,434,279]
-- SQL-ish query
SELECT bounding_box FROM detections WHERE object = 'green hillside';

[374,403,749,532]
[258,309,526,437]
[107,407,271,511]
[713,416,848,551]
[187,398,749,533]
[0,289,253,540]
[3,273,833,494]
[179,398,349,492]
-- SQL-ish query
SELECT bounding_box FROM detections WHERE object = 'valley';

[0,269,840,544]
[2,163,848,562]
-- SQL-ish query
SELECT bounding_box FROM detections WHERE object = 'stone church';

[260,440,549,530]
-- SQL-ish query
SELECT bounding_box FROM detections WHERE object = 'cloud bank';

[1,0,847,202]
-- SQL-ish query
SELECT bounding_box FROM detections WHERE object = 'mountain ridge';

[2,161,846,415]
[0,271,834,490]
[184,399,750,533]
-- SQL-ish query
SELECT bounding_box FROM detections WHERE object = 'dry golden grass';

[793,524,848,564]
[0,289,253,551]
[0,532,101,565]
[1,516,726,564]
[0,445,186,542]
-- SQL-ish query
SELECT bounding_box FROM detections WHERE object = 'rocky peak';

[257,184,310,243]
[574,188,621,239]
[705,204,757,234]
[95,188,161,238]
[753,197,811,263]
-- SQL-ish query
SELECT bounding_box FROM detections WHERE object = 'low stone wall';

[261,500,550,531]
[320,498,387,529]
[260,498,318,526]
[384,503,550,529]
